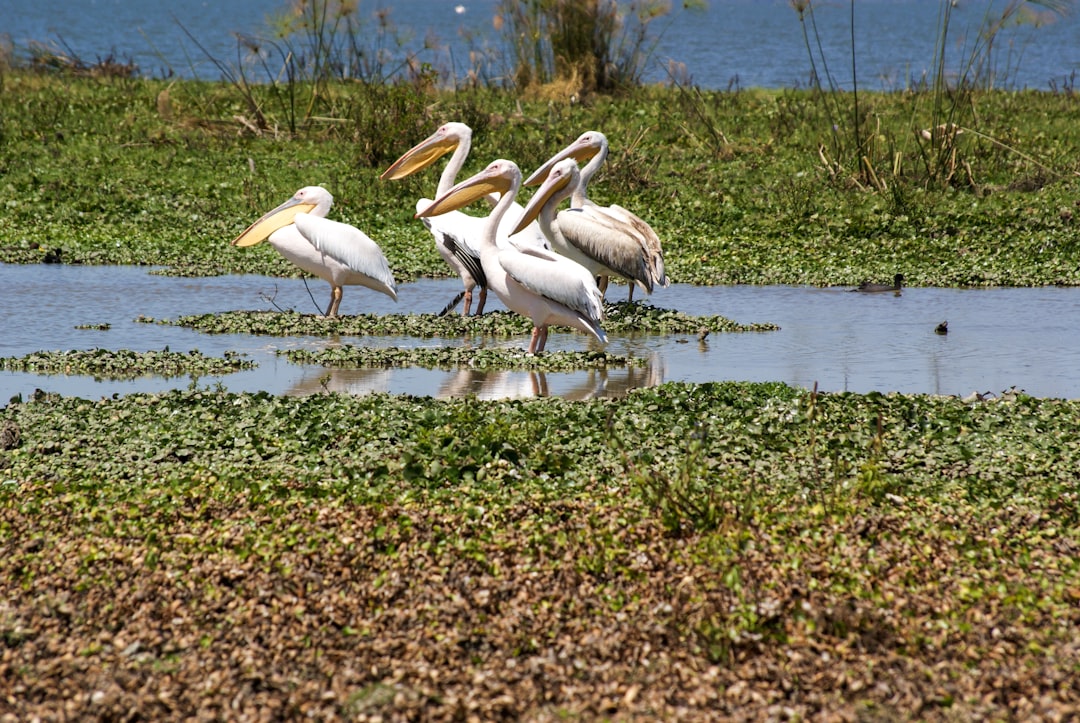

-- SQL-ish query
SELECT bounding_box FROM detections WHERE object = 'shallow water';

[3,263,1077,401]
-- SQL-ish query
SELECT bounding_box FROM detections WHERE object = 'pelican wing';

[499,246,604,321]
[414,198,486,256]
[294,214,396,290]
[556,207,652,293]
[602,203,667,287]
[413,198,487,287]
[438,228,486,288]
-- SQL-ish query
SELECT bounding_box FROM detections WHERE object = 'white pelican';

[380,122,546,316]
[417,160,606,354]
[525,130,668,300]
[512,157,652,297]
[231,186,397,317]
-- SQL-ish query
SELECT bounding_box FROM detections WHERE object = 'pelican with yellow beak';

[381,122,546,315]
[525,130,667,300]
[512,157,652,298]
[231,186,397,317]
[417,160,605,354]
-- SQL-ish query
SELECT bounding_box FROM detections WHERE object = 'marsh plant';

[180,0,423,135]
[495,0,688,94]
[179,0,688,137]
[791,0,1075,190]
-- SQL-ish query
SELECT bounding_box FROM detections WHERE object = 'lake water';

[3,0,1080,90]
[3,264,1078,401]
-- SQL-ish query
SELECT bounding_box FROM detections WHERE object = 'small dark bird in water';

[851,273,904,293]
[935,321,949,335]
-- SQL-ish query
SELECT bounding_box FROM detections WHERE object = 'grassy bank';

[2,74,1080,287]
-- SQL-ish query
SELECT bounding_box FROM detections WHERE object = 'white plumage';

[381,122,547,315]
[231,185,396,317]
[525,130,667,300]
[417,159,605,354]
[514,158,652,296]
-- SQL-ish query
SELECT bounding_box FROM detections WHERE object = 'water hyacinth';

[280,345,645,371]
[144,303,778,339]
[2,384,1080,719]
[0,348,255,379]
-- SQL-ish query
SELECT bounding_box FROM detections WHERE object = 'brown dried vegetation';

[3,488,1079,720]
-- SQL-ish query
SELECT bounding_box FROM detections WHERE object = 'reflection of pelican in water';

[285,367,394,397]
[439,368,549,400]
[436,350,666,400]
[569,351,667,399]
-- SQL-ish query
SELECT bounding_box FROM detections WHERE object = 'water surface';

[3,0,1078,90]
[3,264,1077,401]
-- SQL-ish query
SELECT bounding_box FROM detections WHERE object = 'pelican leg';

[325,286,343,317]
[475,287,488,316]
[627,283,635,302]
[536,325,549,353]
[527,326,542,354]
[462,288,473,316]
[597,275,610,299]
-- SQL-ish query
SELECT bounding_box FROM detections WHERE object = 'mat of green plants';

[2,72,1080,720]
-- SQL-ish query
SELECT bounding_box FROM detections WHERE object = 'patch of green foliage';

[143,303,775,338]
[0,348,255,379]
[280,345,644,371]
[2,75,1080,288]
[3,382,1076,514]
[2,385,1079,718]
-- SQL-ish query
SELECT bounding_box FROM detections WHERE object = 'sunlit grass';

[2,73,1079,288]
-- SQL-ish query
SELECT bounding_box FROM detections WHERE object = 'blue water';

[2,0,1079,90]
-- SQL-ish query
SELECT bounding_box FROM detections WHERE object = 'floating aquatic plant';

[0,348,255,379]
[144,302,777,339]
[280,345,645,371]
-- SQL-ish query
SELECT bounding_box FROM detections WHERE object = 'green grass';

[2,75,1080,287]
[0,348,254,378]
[144,302,777,337]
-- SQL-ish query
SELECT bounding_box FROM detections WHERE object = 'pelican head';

[232,186,331,247]
[380,122,472,181]
[511,158,579,235]
[524,130,608,186]
[417,159,519,218]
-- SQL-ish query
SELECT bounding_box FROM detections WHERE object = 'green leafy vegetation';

[143,303,776,338]
[279,345,644,371]
[2,73,1080,288]
[0,348,255,379]
[2,383,1079,718]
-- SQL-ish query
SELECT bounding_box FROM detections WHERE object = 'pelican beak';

[231,196,317,247]
[511,167,572,235]
[416,166,510,219]
[380,131,459,181]
[524,138,598,186]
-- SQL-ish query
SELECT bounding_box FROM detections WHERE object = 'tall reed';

[792,0,1074,191]
[495,0,676,94]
